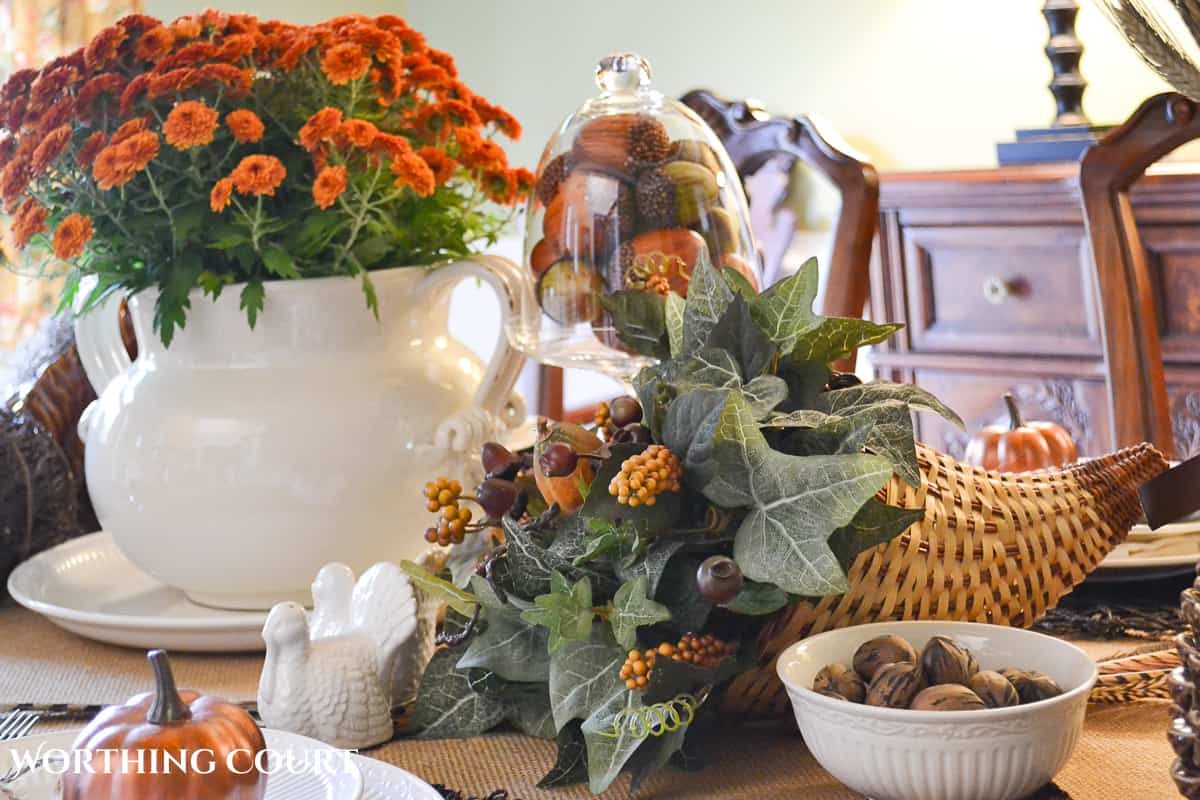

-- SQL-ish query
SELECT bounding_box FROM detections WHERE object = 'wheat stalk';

[1097,0,1200,101]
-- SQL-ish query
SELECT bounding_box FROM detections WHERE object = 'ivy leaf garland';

[406,252,962,795]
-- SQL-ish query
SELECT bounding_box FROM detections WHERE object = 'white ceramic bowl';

[776,621,1097,800]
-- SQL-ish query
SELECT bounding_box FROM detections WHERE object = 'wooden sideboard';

[870,162,1200,459]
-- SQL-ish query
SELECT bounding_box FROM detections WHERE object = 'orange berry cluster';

[608,445,683,507]
[422,477,474,546]
[645,274,671,297]
[619,634,738,690]
[594,401,612,430]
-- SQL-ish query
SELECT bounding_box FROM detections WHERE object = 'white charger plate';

[1099,535,1200,569]
[6,532,268,652]
[0,729,365,800]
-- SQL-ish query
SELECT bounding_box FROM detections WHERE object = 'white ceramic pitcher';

[74,258,535,610]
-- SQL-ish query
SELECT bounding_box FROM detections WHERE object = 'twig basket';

[726,442,1169,717]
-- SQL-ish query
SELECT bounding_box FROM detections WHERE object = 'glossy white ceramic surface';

[7,532,267,651]
[0,729,365,800]
[73,261,535,609]
[777,621,1097,800]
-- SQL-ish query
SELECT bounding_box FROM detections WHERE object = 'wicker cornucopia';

[726,441,1168,716]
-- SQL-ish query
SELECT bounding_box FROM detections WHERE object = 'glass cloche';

[509,53,762,380]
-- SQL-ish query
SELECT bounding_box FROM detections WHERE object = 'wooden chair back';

[538,91,879,420]
[1078,91,1195,458]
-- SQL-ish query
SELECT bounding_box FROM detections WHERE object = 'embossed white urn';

[74,259,534,610]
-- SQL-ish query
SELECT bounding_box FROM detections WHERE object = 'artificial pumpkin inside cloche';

[963,393,1078,474]
[509,52,762,381]
[58,650,267,800]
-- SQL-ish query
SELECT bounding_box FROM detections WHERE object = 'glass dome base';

[507,325,657,382]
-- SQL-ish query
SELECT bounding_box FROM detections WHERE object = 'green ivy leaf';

[398,560,478,617]
[600,291,669,359]
[725,580,790,615]
[721,265,758,296]
[239,280,265,330]
[680,247,733,356]
[549,625,626,731]
[748,256,821,353]
[654,552,712,633]
[642,649,741,705]
[446,532,493,587]
[743,374,788,418]
[457,587,549,683]
[608,575,672,649]
[661,387,727,491]
[702,293,775,379]
[789,318,904,364]
[677,348,742,390]
[521,571,596,654]
[665,292,686,357]
[262,247,300,280]
[628,725,688,797]
[502,682,556,739]
[582,686,646,794]
[814,381,965,429]
[497,517,577,600]
[411,648,508,739]
[828,497,923,572]
[705,392,893,596]
[538,721,589,788]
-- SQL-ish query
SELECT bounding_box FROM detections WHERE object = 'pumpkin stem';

[146,649,191,725]
[1004,393,1025,430]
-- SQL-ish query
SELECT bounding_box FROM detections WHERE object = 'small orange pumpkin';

[964,393,1078,473]
[533,417,606,514]
[60,650,267,800]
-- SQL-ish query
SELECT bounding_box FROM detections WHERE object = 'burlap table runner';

[0,606,1178,799]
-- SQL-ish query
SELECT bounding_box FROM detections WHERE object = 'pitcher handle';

[413,255,537,426]
[73,279,134,442]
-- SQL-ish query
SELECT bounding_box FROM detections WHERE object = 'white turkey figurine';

[258,562,418,749]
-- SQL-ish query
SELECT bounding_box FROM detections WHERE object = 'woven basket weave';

[725,441,1170,717]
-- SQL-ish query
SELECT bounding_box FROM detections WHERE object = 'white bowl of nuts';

[776,621,1097,800]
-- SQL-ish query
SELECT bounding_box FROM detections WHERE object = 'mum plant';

[403,254,963,795]
[0,10,531,344]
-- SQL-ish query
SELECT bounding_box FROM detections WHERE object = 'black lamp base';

[996,124,1114,165]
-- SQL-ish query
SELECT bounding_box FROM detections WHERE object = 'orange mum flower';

[0,158,29,208]
[52,213,93,259]
[215,33,257,61]
[111,117,149,146]
[483,168,518,204]
[416,100,481,140]
[321,43,371,85]
[312,165,347,209]
[31,125,72,173]
[77,73,128,121]
[118,74,149,115]
[94,130,159,189]
[10,197,48,249]
[230,154,286,196]
[225,109,265,144]
[135,26,175,61]
[84,26,127,72]
[165,41,216,68]
[117,131,160,173]
[275,32,318,70]
[202,64,253,96]
[409,64,450,90]
[210,177,233,212]
[91,147,124,190]
[147,67,204,99]
[375,133,413,158]
[391,151,435,197]
[164,100,219,149]
[336,119,378,148]
[418,146,456,185]
[299,107,343,150]
[77,131,107,169]
[170,15,203,40]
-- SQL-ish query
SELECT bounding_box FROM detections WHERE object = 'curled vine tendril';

[594,694,699,739]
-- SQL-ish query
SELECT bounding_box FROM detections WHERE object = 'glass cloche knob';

[595,53,653,92]
[509,52,762,382]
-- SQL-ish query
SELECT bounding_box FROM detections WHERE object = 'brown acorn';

[699,206,740,256]
[919,636,977,686]
[624,228,708,296]
[812,663,866,703]
[910,684,987,712]
[661,161,718,225]
[852,634,919,682]
[628,115,670,166]
[865,662,924,709]
[969,670,1020,709]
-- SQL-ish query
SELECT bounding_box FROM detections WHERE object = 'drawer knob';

[982,277,1011,305]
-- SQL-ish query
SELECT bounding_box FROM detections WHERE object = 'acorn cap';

[635,168,677,230]
[536,152,571,206]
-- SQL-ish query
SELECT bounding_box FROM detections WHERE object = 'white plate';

[354,756,443,800]
[6,532,268,652]
[1099,535,1200,569]
[0,729,363,800]
[1128,519,1200,541]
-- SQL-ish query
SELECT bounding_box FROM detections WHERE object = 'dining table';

[0,599,1183,800]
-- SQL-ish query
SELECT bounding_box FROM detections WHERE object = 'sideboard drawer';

[901,225,1102,358]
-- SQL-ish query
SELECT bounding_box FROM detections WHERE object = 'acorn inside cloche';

[509,52,762,379]
[58,650,267,799]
